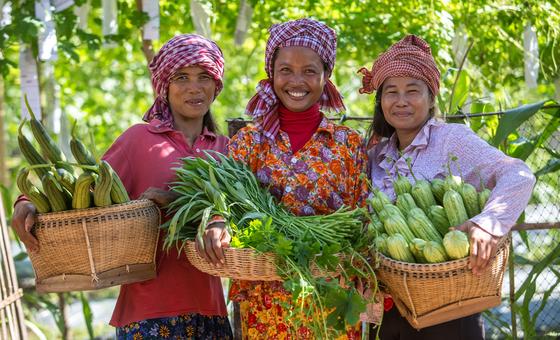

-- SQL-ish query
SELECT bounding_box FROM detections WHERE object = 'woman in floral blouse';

[197,18,368,339]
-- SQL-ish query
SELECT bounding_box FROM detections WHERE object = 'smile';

[186,99,204,105]
[287,91,308,98]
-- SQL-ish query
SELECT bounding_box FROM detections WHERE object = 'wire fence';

[449,109,560,339]
[227,107,560,339]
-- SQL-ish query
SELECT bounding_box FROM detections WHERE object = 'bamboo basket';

[376,235,510,329]
[184,240,341,281]
[28,199,160,293]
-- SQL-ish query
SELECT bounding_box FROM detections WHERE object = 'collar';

[146,119,217,139]
[375,117,439,164]
[316,115,336,136]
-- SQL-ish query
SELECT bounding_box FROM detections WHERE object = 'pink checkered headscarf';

[358,35,440,96]
[143,34,224,127]
[246,18,345,139]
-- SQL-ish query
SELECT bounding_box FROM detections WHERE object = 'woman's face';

[273,46,326,112]
[381,77,433,135]
[168,65,216,122]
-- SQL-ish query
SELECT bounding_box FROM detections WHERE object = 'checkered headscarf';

[143,34,224,127]
[358,35,440,96]
[246,18,345,139]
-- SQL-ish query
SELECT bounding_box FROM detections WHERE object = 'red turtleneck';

[278,103,322,153]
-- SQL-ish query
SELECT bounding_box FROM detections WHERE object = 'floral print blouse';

[227,116,368,339]
[228,116,368,216]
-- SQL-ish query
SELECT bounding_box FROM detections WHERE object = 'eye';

[305,69,317,75]
[200,74,212,81]
[172,74,188,82]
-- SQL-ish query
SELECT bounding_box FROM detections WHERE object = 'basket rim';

[376,234,511,273]
[35,199,158,222]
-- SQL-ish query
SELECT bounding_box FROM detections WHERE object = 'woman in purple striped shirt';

[359,35,535,339]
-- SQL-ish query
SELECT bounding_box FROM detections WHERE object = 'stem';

[447,41,474,116]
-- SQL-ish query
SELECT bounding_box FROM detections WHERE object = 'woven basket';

[28,200,160,293]
[184,240,341,281]
[376,235,510,329]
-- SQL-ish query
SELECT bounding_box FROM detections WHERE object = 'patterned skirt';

[115,313,233,340]
[230,280,362,340]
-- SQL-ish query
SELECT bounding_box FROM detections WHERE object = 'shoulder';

[229,124,262,145]
[367,138,390,162]
[111,123,152,146]
[329,123,365,149]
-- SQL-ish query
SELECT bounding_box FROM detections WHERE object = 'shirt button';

[285,186,292,193]
[196,148,200,153]
[290,157,297,164]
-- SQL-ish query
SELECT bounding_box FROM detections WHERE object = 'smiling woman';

[196,18,369,339]
[168,66,216,126]
[359,35,535,340]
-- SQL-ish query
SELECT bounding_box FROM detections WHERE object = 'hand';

[11,201,39,252]
[455,221,500,276]
[195,221,231,267]
[139,187,179,208]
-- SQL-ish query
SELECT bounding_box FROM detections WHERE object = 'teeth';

[288,91,306,98]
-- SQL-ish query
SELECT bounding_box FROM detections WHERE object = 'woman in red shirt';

[12,34,233,339]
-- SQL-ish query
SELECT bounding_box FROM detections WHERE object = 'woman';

[358,35,535,339]
[198,18,369,339]
[12,34,233,339]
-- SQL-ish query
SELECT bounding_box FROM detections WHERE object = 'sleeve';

[347,133,370,208]
[227,127,255,167]
[445,124,536,236]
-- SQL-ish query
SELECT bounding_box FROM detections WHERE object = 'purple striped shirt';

[368,118,536,237]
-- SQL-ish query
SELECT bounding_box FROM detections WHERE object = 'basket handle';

[81,218,99,283]
[402,272,417,318]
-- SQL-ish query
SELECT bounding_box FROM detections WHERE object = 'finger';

[212,231,225,264]
[469,237,478,270]
[477,241,492,274]
[195,235,210,263]
[203,231,220,266]
[473,240,488,275]
[24,215,39,248]
[220,229,231,248]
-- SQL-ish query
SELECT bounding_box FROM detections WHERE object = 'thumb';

[453,222,471,233]
[24,214,35,233]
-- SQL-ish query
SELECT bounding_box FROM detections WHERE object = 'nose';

[289,72,305,85]
[395,92,408,107]
[182,79,203,94]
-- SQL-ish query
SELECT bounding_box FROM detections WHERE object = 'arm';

[446,124,535,236]
[347,134,370,208]
[446,124,536,274]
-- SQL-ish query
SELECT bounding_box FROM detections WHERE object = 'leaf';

[491,101,548,146]
[80,292,95,339]
[534,158,560,177]
[13,252,28,261]
[325,287,367,330]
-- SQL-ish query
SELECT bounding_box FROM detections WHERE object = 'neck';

[396,130,416,151]
[173,116,204,147]
[395,119,429,151]
[278,103,322,153]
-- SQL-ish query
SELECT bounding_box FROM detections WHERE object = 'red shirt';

[103,119,229,327]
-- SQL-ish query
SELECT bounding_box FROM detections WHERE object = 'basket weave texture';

[185,241,340,281]
[28,200,160,293]
[376,235,510,329]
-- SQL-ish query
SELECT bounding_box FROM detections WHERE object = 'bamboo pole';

[0,76,7,186]
[0,195,27,339]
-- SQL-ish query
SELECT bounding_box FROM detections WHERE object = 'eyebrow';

[385,82,422,89]
[276,62,321,69]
